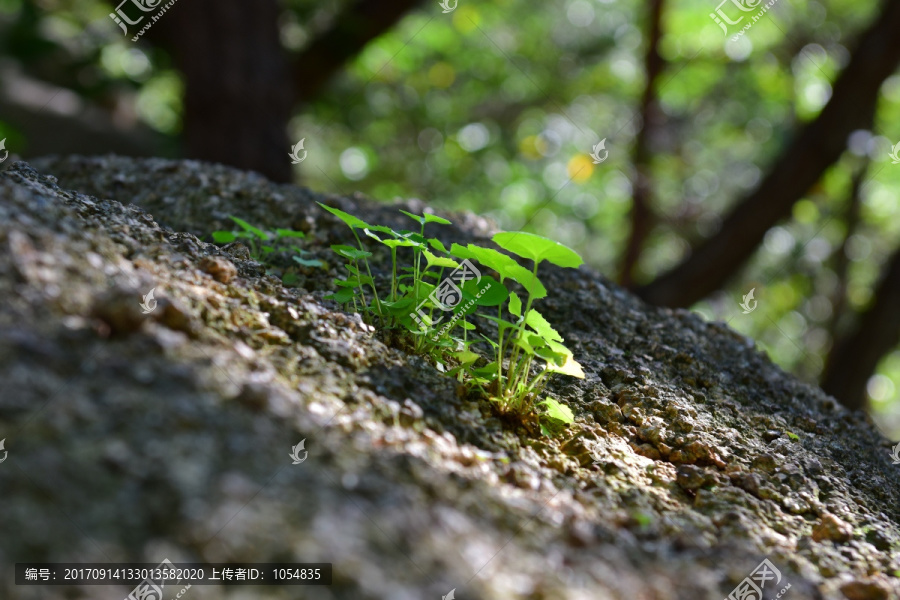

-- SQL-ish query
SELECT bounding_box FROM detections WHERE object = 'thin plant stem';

[390,247,398,302]
[351,229,382,317]
[506,261,540,391]
[352,259,368,314]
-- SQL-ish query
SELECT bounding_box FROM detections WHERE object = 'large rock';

[1,156,898,600]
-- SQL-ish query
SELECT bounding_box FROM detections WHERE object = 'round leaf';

[492,232,583,268]
[461,276,508,307]
[452,243,546,299]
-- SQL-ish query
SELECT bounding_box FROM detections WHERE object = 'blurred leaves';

[2,0,900,423]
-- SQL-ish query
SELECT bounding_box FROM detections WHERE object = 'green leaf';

[449,242,476,260]
[399,209,425,225]
[381,297,415,316]
[326,287,357,303]
[423,212,451,225]
[525,309,563,342]
[472,362,500,378]
[492,231,583,268]
[451,243,547,299]
[333,278,360,288]
[396,231,426,244]
[364,228,420,249]
[292,256,323,267]
[631,512,654,528]
[399,210,452,226]
[535,344,565,362]
[461,276,508,307]
[275,228,306,239]
[452,350,480,365]
[383,238,420,249]
[538,398,575,424]
[515,334,539,355]
[342,265,373,286]
[212,231,237,243]
[331,244,372,260]
[428,238,449,253]
[431,335,458,348]
[479,335,500,350]
[317,202,371,229]
[543,342,585,378]
[480,314,519,332]
[412,281,437,302]
[423,250,459,269]
[362,228,386,243]
[508,292,522,317]
[230,216,270,240]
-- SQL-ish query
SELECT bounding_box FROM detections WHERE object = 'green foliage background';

[1,0,899,432]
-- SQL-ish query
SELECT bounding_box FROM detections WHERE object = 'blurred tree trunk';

[152,0,424,183]
[822,246,900,410]
[159,0,294,183]
[636,0,900,308]
[619,0,665,287]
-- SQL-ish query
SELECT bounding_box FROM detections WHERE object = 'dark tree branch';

[636,0,900,307]
[822,244,900,410]
[292,0,426,103]
[619,0,665,287]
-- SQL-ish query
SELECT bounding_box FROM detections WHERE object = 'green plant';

[211,216,323,268]
[319,202,585,433]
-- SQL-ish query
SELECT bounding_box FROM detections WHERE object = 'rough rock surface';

[1,156,899,600]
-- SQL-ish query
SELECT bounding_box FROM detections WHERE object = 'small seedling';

[210,216,322,283]
[318,202,584,433]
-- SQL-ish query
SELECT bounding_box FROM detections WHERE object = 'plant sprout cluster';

[318,202,585,431]
[211,216,322,284]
